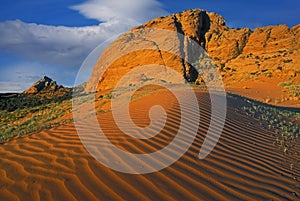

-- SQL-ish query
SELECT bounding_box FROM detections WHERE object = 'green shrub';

[278,50,287,54]
[277,66,283,70]
[288,85,300,96]
[278,82,292,87]
[283,59,293,63]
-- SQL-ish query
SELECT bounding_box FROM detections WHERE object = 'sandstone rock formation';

[206,13,300,87]
[24,76,64,94]
[85,9,300,97]
[86,9,214,92]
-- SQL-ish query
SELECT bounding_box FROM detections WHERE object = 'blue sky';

[0,0,299,92]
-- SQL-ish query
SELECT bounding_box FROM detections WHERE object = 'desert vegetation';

[0,89,127,142]
[0,93,73,143]
[278,81,300,97]
[229,93,300,153]
[0,92,72,112]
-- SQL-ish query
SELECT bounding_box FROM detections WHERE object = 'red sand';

[0,90,299,200]
[227,77,300,108]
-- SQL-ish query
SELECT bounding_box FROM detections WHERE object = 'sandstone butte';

[85,9,300,106]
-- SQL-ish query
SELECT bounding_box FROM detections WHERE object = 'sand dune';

[0,90,299,200]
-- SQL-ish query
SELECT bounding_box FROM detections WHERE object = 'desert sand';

[0,89,299,200]
[227,77,300,108]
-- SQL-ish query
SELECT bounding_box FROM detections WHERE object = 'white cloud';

[0,0,167,69]
[70,0,167,24]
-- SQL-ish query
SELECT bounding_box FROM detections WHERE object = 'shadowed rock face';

[85,9,300,93]
[24,76,64,94]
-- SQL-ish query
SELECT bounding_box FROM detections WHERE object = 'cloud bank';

[0,20,131,68]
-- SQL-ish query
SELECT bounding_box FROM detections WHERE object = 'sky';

[0,0,299,93]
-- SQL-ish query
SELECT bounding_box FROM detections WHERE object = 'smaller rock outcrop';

[24,76,64,94]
